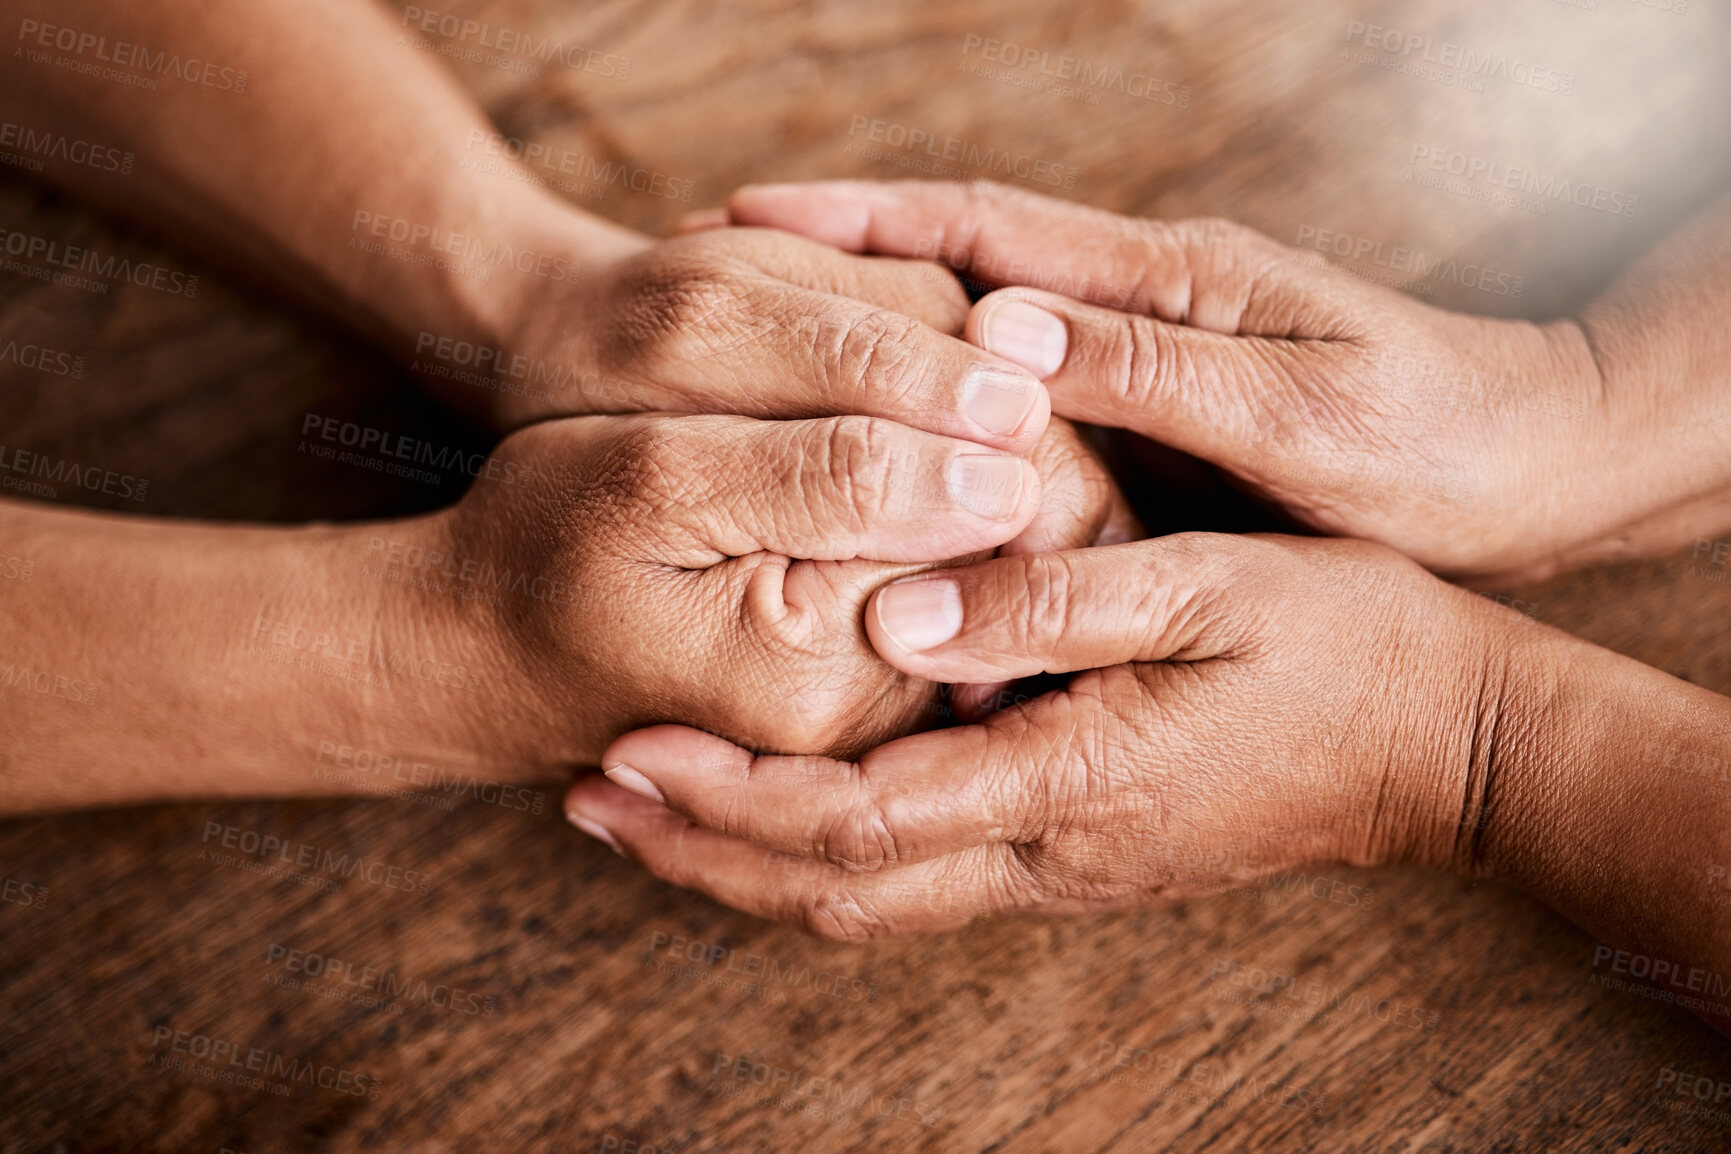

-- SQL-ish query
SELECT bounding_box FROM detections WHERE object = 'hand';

[486,223,1050,454]
[399,405,1110,776]
[563,533,1548,936]
[710,180,1677,584]
[953,415,1144,720]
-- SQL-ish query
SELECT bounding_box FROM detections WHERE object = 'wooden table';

[4,1,1731,1149]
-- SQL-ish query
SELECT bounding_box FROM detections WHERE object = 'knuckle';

[821,307,930,411]
[798,888,887,943]
[608,256,752,372]
[819,797,903,873]
[1017,552,1080,653]
[1103,315,1170,412]
[813,416,900,530]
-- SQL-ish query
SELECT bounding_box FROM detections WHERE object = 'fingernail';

[567,812,624,856]
[948,455,1027,519]
[961,368,1040,437]
[979,298,1067,378]
[604,763,665,804]
[875,578,963,652]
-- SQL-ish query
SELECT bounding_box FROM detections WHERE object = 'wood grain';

[3,1,1731,1150]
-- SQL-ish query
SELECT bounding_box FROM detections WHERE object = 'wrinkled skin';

[711,180,1717,585]
[409,409,1135,770]
[498,225,1051,452]
[565,533,1534,937]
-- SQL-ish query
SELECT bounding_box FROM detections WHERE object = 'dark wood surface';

[4,1,1731,1150]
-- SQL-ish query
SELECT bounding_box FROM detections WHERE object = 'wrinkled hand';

[403,409,1046,772]
[714,180,1644,584]
[494,225,1049,454]
[405,402,1133,773]
[564,533,1543,938]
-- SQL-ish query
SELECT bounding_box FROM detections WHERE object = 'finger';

[620,413,1043,565]
[596,720,1052,871]
[967,286,1327,468]
[729,182,1347,463]
[864,536,1247,683]
[565,774,1017,937]
[950,420,1142,722]
[717,227,971,335]
[598,668,1118,866]
[631,271,1051,452]
[997,418,1143,557]
[726,179,1335,334]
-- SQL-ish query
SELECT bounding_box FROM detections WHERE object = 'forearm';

[1,0,644,426]
[0,498,553,814]
[1485,626,1731,1031]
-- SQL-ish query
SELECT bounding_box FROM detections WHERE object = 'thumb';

[863,535,1245,684]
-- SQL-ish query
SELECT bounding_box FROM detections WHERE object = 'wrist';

[1339,581,1567,876]
[1456,618,1731,991]
[1532,315,1731,570]
[393,193,651,431]
[344,510,579,783]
